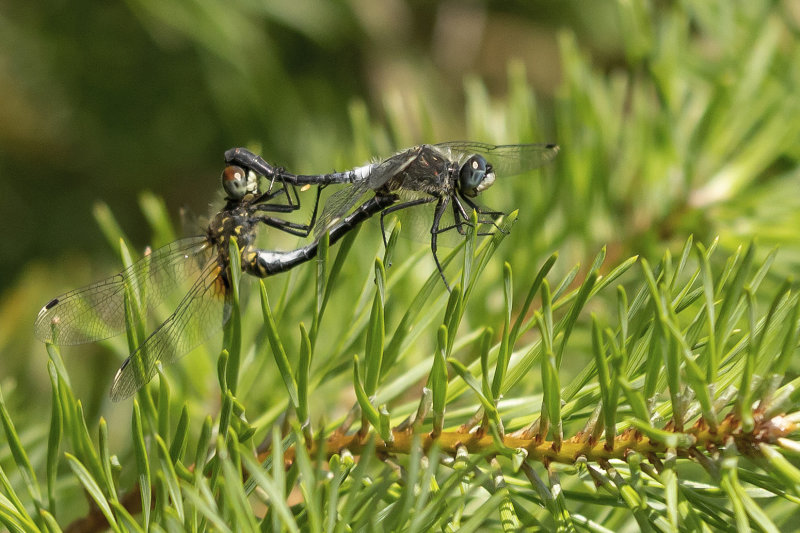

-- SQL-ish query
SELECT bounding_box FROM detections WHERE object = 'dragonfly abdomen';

[244,194,398,278]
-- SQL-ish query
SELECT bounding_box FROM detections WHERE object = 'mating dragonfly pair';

[35,141,559,401]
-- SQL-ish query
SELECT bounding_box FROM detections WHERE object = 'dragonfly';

[226,141,559,289]
[34,162,398,401]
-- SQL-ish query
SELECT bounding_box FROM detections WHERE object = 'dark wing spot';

[45,298,59,310]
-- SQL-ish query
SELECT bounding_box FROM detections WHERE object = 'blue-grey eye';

[458,155,493,196]
[221,165,248,199]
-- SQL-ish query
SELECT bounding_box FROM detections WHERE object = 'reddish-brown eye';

[221,165,247,199]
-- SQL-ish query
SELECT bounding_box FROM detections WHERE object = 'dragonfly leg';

[235,152,323,237]
[307,184,325,230]
[282,174,301,210]
[247,172,300,212]
[459,193,505,217]
[252,182,290,204]
[253,185,324,237]
[440,196,500,237]
[253,201,299,214]
[458,193,508,234]
[226,146,299,211]
[256,216,314,237]
[432,196,477,236]
[378,196,436,248]
[254,168,322,216]
[430,196,452,291]
[450,196,473,236]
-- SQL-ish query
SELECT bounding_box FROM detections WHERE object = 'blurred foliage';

[2,0,800,530]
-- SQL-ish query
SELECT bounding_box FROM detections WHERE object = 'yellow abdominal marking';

[211,265,227,297]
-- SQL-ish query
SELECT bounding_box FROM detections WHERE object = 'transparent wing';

[313,181,372,239]
[34,237,213,345]
[363,146,425,189]
[110,260,231,401]
[435,141,559,177]
[313,148,421,238]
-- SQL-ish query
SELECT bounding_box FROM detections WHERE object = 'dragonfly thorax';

[207,206,258,257]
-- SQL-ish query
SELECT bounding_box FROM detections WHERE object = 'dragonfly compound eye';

[221,165,248,199]
[458,155,494,197]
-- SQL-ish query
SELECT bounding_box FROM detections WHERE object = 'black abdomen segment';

[225,147,358,186]
[245,194,397,277]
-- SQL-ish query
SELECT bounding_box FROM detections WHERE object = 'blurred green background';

[3,0,800,418]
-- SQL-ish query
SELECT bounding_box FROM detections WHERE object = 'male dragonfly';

[35,164,398,401]
[226,141,559,289]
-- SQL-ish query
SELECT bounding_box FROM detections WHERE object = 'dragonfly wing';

[313,182,372,239]
[363,147,423,189]
[313,148,423,238]
[435,142,559,177]
[109,259,231,401]
[34,237,212,345]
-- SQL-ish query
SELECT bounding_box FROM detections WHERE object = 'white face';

[474,169,495,193]
[245,169,259,195]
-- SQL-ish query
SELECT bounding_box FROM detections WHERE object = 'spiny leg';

[458,193,508,234]
[430,196,452,291]
[460,193,504,217]
[250,176,293,208]
[378,196,436,247]
[254,185,325,238]
[433,196,502,238]
[270,171,302,211]
[449,196,473,236]
[436,196,491,236]
[252,183,291,204]
[306,183,325,231]
[257,216,314,237]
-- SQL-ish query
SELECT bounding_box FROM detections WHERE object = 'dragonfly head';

[221,165,259,200]
[458,155,495,197]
